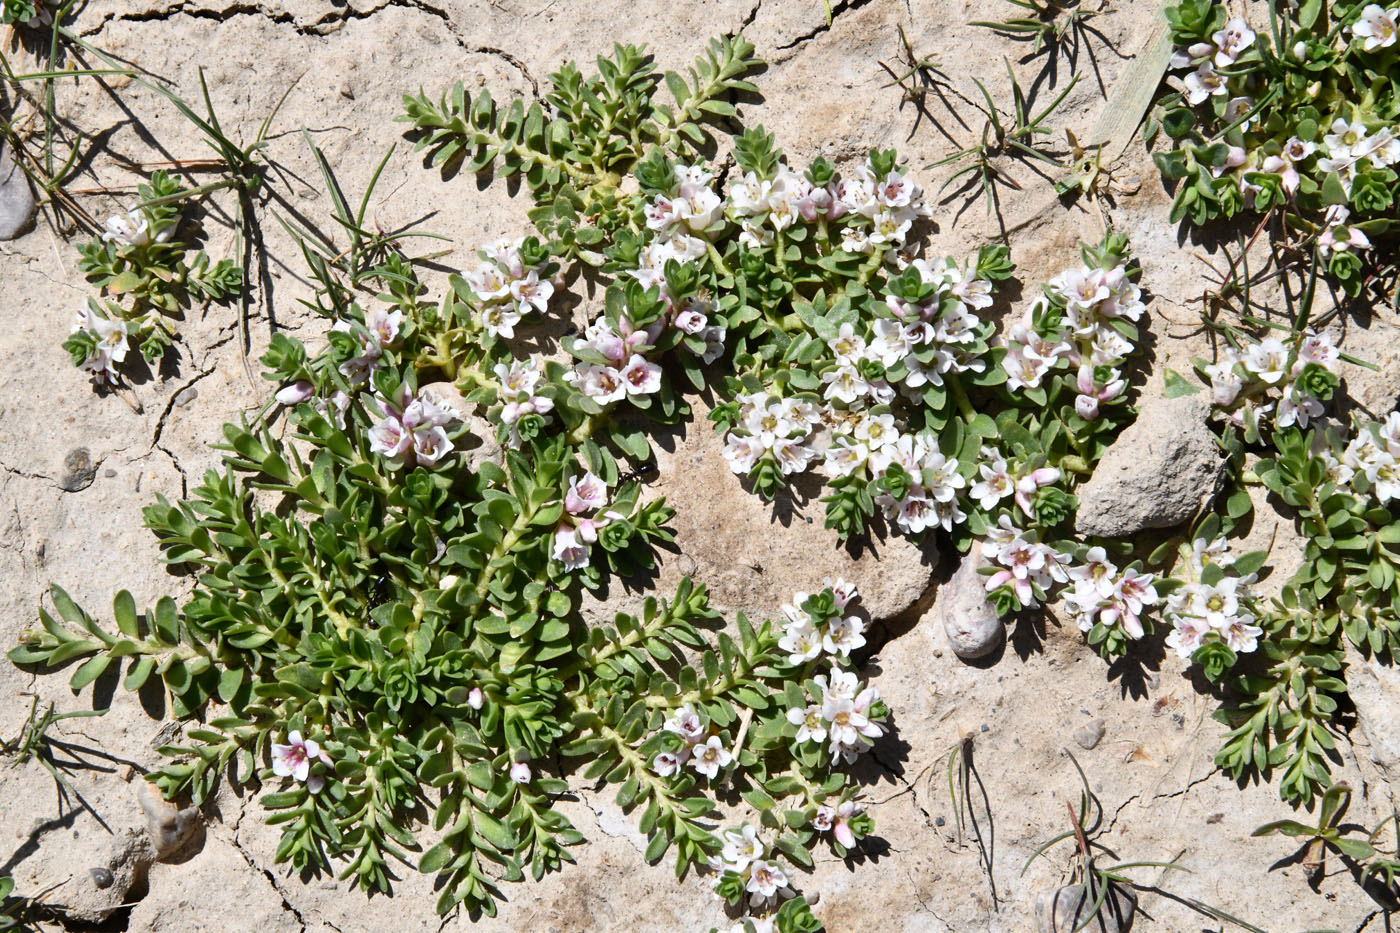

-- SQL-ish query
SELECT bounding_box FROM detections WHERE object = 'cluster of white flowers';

[980,515,1073,610]
[651,703,734,780]
[335,306,404,386]
[776,579,863,664]
[1164,538,1262,659]
[722,392,821,477]
[1169,11,1400,204]
[642,163,724,265]
[787,667,886,766]
[969,448,1060,517]
[1003,259,1144,420]
[550,470,624,572]
[1060,546,1163,641]
[726,155,931,254]
[70,302,130,384]
[493,357,554,448]
[1170,16,1256,106]
[1342,412,1400,504]
[710,825,793,909]
[1205,328,1340,431]
[367,384,459,470]
[463,237,555,339]
[811,799,862,849]
[1319,115,1400,197]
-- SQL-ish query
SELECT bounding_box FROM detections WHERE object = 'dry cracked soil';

[2,0,1400,931]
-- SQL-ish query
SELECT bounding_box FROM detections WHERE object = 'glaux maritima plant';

[1151,0,1400,295]
[66,170,242,383]
[400,31,1182,660]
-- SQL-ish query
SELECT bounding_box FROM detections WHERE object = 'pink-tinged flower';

[272,730,332,793]
[565,472,608,515]
[551,524,590,571]
[664,704,707,743]
[745,860,790,908]
[673,307,708,334]
[653,751,684,777]
[1165,615,1210,659]
[831,800,861,848]
[510,761,532,784]
[1182,62,1227,105]
[812,806,835,833]
[412,426,453,466]
[368,416,412,464]
[619,354,662,395]
[467,687,484,710]
[1211,17,1256,66]
[510,270,554,315]
[1352,4,1400,51]
[365,307,404,348]
[722,434,766,475]
[275,381,315,406]
[1317,205,1371,255]
[1013,467,1061,517]
[688,735,732,779]
[1115,568,1159,614]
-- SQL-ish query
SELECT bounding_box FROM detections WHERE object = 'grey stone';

[1036,881,1136,933]
[59,448,96,492]
[1074,394,1222,538]
[137,781,203,862]
[50,828,153,924]
[1347,653,1400,784]
[173,386,199,408]
[1073,718,1107,750]
[0,142,36,240]
[937,542,1004,659]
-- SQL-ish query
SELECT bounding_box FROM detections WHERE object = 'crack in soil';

[776,0,876,51]
[77,0,542,99]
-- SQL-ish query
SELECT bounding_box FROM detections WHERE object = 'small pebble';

[104,467,117,478]
[173,386,199,408]
[1073,718,1106,750]
[60,448,97,492]
[90,867,114,889]
[934,816,945,827]
[980,724,989,733]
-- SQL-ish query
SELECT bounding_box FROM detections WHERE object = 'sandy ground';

[2,0,1399,930]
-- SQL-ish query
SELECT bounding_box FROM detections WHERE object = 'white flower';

[510,270,554,315]
[664,704,707,743]
[722,825,764,872]
[481,302,523,339]
[653,751,685,777]
[1165,615,1211,659]
[1243,336,1290,383]
[411,426,453,465]
[1352,5,1400,51]
[101,209,152,247]
[1317,205,1371,255]
[276,380,315,406]
[779,619,823,665]
[745,860,790,908]
[510,761,532,784]
[1183,62,1227,105]
[1218,615,1263,653]
[786,704,828,744]
[688,736,732,779]
[1211,17,1256,66]
[722,434,766,475]
[822,615,866,657]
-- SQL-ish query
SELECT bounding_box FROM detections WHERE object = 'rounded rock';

[937,543,1004,659]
